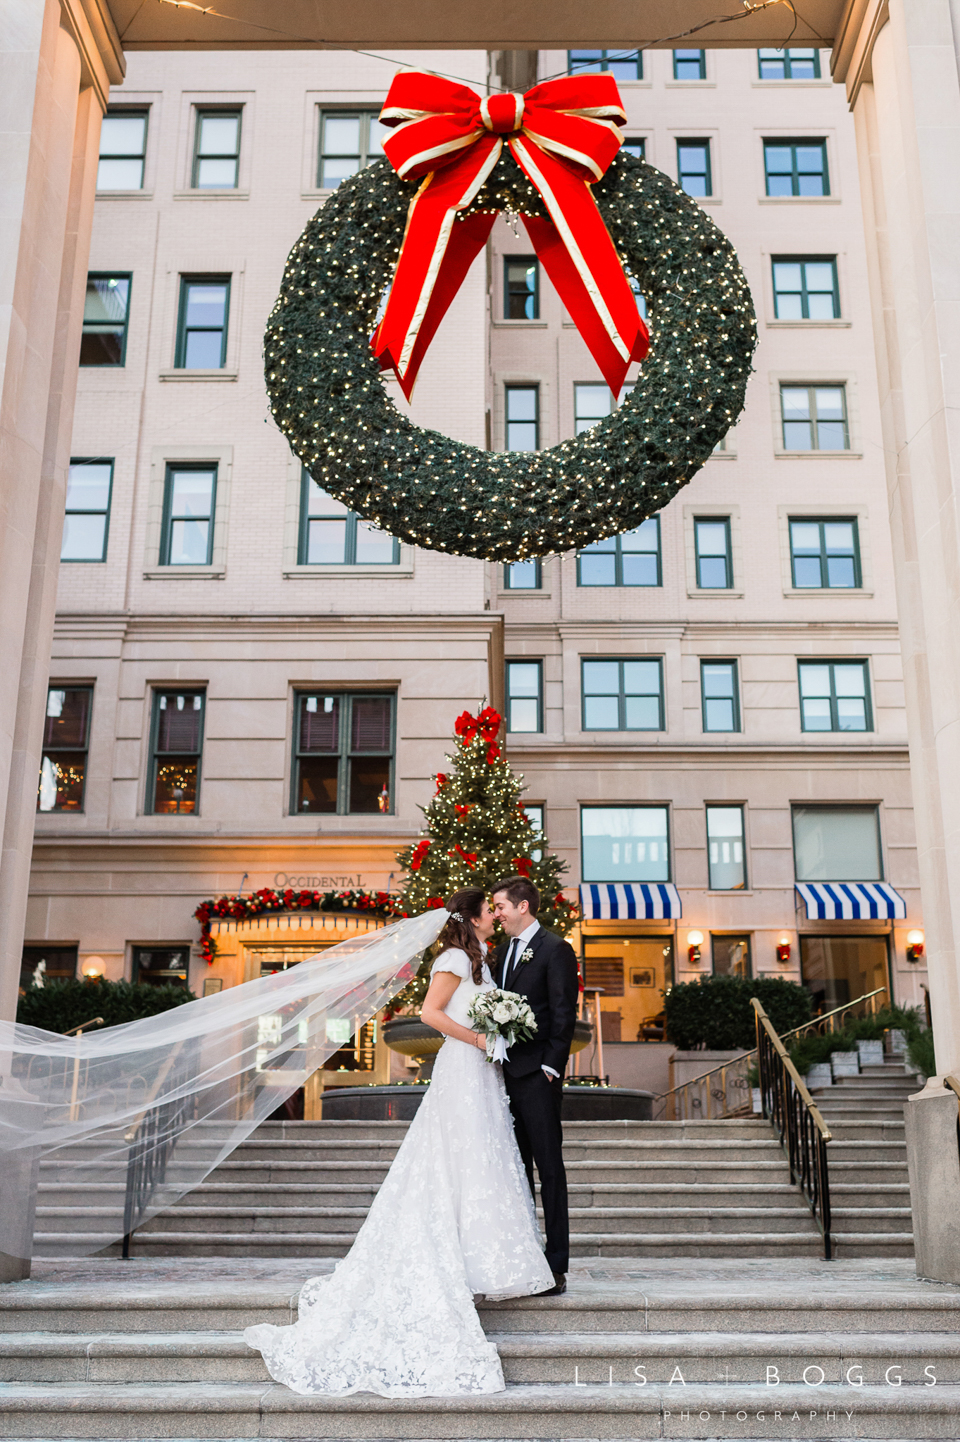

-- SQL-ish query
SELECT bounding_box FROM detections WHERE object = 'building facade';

[25,43,928,1082]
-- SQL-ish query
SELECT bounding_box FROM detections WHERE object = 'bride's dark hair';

[434,887,486,984]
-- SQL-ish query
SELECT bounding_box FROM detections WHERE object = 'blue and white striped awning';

[795,882,907,920]
[579,883,682,920]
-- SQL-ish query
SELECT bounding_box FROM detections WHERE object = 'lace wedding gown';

[244,949,554,1396]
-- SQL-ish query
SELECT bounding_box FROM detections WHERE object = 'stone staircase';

[0,1255,956,1439]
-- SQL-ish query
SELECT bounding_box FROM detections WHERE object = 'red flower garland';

[193,886,407,966]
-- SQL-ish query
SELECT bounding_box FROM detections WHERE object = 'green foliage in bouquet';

[664,973,812,1051]
[17,978,195,1034]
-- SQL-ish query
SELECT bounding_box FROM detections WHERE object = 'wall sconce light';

[776,935,792,964]
[687,930,704,965]
[906,929,925,963]
[81,956,105,980]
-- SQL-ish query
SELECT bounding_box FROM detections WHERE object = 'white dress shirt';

[503,919,559,1081]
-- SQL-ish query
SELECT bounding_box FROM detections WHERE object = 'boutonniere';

[519,948,535,964]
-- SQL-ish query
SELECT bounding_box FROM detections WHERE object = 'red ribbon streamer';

[373,71,650,399]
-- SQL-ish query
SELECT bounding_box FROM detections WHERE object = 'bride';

[244,887,554,1396]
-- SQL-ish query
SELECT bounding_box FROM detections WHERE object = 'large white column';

[0,0,122,1022]
[834,0,960,1079]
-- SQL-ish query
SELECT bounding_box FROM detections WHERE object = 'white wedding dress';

[244,949,554,1396]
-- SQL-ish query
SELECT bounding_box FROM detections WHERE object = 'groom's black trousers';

[503,1068,568,1274]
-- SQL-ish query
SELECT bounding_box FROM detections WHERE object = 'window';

[38,686,91,813]
[772,257,839,319]
[503,559,541,589]
[505,385,539,450]
[318,110,387,189]
[62,460,112,562]
[706,807,746,890]
[780,385,849,450]
[582,658,663,731]
[293,692,394,814]
[20,945,78,991]
[80,275,131,365]
[801,935,889,1013]
[148,691,205,814]
[523,802,544,861]
[97,110,148,190]
[299,473,399,564]
[622,138,645,160]
[701,661,740,732]
[798,661,871,732]
[694,517,732,588]
[764,140,829,196]
[581,806,670,882]
[712,935,751,977]
[578,520,660,587]
[673,49,706,79]
[132,945,189,989]
[506,661,543,733]
[575,383,614,435]
[160,465,217,566]
[192,110,241,188]
[677,140,712,197]
[758,47,821,79]
[504,258,539,319]
[568,49,642,81]
[793,805,882,881]
[176,277,230,369]
[790,518,860,588]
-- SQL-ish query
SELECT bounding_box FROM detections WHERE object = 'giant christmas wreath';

[265,75,756,562]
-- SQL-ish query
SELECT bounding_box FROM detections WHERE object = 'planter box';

[751,1087,762,1114]
[886,1028,908,1055]
[857,1040,885,1066]
[831,1050,860,1077]
[805,1063,833,1090]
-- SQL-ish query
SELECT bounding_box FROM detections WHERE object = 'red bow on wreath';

[374,71,649,398]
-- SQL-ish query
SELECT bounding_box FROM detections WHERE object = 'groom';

[491,875,579,1296]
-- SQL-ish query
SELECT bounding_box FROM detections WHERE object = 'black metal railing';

[753,997,833,1260]
[121,1050,195,1258]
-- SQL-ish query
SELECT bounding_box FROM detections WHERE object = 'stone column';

[833,0,960,1082]
[0,0,122,1028]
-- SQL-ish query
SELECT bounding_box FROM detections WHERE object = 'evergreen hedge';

[17,979,195,1034]
[664,974,812,1050]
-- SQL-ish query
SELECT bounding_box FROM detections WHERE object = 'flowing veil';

[0,909,447,1260]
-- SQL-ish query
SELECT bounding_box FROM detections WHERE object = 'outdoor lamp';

[776,934,792,964]
[906,929,925,963]
[687,930,703,965]
[81,956,105,979]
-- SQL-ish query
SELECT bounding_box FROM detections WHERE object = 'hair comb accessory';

[450,911,464,922]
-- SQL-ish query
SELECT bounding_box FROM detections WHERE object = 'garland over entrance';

[194,888,406,966]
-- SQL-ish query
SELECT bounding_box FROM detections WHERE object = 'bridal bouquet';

[467,988,537,1064]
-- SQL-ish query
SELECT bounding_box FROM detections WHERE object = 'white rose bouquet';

[467,988,537,1064]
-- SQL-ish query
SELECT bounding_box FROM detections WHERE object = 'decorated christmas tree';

[385,706,578,1016]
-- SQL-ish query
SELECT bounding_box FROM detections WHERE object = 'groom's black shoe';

[539,1272,566,1296]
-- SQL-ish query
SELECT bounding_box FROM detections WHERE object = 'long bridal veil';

[0,909,446,1260]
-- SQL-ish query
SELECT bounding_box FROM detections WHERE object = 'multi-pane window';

[706,806,747,889]
[673,49,706,79]
[192,111,241,188]
[764,140,829,196]
[694,518,732,588]
[505,385,539,450]
[80,275,131,366]
[575,383,618,435]
[318,111,387,189]
[568,49,642,80]
[790,519,860,588]
[578,520,660,587]
[148,691,205,814]
[523,803,544,862]
[780,385,849,450]
[582,658,663,731]
[61,460,113,562]
[506,661,543,733]
[504,258,539,319]
[581,806,670,883]
[798,661,871,732]
[793,805,882,881]
[677,140,712,197]
[38,687,92,813]
[503,559,541,589]
[176,277,230,368]
[160,465,217,566]
[293,692,394,814]
[701,660,740,732]
[299,473,399,564]
[758,47,821,79]
[772,257,839,319]
[97,110,148,190]
[622,138,645,160]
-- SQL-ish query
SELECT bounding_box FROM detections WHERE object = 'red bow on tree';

[374,72,649,398]
[455,706,502,746]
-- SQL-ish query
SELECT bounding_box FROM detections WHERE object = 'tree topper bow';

[373,71,650,399]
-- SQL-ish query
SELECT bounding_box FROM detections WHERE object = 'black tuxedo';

[496,923,579,1273]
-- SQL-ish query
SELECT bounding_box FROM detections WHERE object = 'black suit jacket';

[496,925,579,1078]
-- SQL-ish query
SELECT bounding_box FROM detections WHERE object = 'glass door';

[582,935,674,1042]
